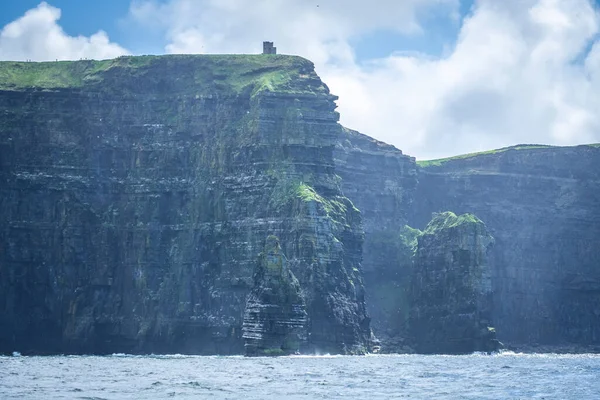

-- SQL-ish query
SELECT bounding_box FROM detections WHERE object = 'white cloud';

[3,1,598,159]
[0,2,129,62]
[130,0,600,159]
[129,0,454,65]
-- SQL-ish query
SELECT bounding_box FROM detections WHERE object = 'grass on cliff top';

[418,142,600,168]
[0,54,322,96]
[416,144,555,168]
[417,143,600,168]
[423,211,483,234]
[0,59,112,89]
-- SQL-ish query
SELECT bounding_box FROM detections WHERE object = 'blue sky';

[0,0,158,54]
[352,0,476,60]
[0,0,476,62]
[1,0,600,159]
[1,1,130,38]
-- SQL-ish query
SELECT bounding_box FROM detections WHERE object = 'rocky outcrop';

[2,54,599,355]
[0,55,372,355]
[412,145,600,349]
[334,139,600,352]
[409,212,500,354]
[243,236,307,356]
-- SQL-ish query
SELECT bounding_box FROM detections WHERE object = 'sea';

[1,352,599,399]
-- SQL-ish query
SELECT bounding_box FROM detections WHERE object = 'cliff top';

[0,54,328,97]
[417,143,599,168]
[423,211,483,235]
[337,126,412,158]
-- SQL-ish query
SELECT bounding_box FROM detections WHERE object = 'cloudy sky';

[1,0,600,159]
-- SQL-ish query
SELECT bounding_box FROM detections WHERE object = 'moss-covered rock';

[242,236,307,356]
[408,212,501,354]
[0,55,371,355]
[412,144,600,350]
[0,55,328,98]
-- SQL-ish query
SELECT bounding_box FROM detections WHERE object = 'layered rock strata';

[408,212,500,354]
[2,54,600,355]
[0,55,372,355]
[335,139,600,352]
[334,128,418,348]
[243,236,307,356]
[413,145,600,348]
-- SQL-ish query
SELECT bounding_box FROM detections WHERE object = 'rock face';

[1,55,599,355]
[242,236,307,356]
[412,145,600,349]
[409,212,500,354]
[334,128,418,348]
[335,140,600,352]
[0,55,372,355]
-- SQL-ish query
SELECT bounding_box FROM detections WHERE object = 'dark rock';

[334,128,418,350]
[335,139,600,353]
[243,235,307,356]
[413,145,600,349]
[408,212,500,354]
[0,55,372,355]
[2,55,599,355]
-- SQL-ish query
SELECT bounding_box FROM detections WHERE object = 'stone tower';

[263,41,277,55]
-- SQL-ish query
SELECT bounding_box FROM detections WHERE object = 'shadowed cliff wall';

[0,55,372,355]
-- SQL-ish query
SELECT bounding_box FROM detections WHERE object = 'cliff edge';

[0,55,372,355]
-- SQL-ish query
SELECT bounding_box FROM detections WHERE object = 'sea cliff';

[1,55,599,355]
[412,145,600,350]
[0,55,372,355]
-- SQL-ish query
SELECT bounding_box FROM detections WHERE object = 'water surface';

[1,352,599,399]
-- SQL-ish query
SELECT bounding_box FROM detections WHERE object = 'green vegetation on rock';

[262,348,285,356]
[416,144,555,168]
[0,52,374,356]
[399,225,422,255]
[409,210,499,354]
[424,211,483,234]
[269,177,357,225]
[243,235,308,356]
[295,183,351,215]
[0,54,327,97]
[0,60,111,89]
